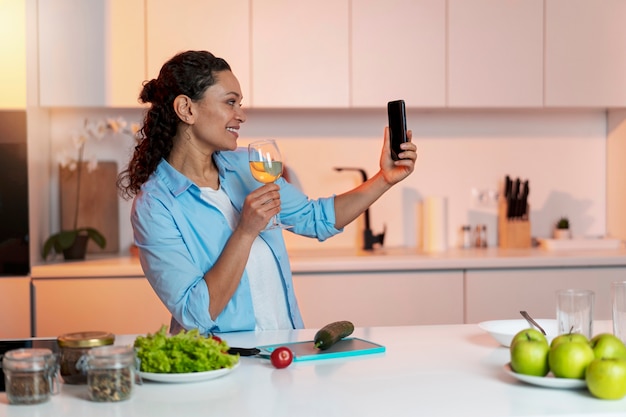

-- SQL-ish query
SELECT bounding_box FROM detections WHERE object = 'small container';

[81,345,136,402]
[473,225,483,248]
[480,224,488,248]
[461,225,472,249]
[57,331,115,384]
[2,348,60,405]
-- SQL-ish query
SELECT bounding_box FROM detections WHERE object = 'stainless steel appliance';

[0,111,29,275]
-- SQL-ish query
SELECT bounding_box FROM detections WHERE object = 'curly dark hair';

[117,50,231,199]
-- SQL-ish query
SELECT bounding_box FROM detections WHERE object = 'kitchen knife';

[520,180,529,219]
[227,347,261,356]
[507,178,520,219]
[514,180,525,218]
[504,175,512,198]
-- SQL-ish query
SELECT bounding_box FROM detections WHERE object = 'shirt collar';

[155,152,238,198]
[155,159,194,197]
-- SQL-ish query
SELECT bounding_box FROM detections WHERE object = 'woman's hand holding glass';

[248,139,292,230]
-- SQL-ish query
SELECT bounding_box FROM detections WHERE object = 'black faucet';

[333,167,385,251]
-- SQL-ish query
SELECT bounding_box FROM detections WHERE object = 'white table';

[1,323,624,417]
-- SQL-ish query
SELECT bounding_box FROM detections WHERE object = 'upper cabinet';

[447,0,544,107]
[251,0,350,108]
[32,0,626,109]
[145,0,250,99]
[38,0,145,107]
[351,0,446,108]
[545,0,626,107]
[0,0,27,109]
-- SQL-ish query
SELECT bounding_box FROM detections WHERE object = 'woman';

[118,50,417,334]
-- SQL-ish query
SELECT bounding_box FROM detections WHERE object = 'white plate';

[139,362,239,383]
[478,319,558,347]
[504,363,586,389]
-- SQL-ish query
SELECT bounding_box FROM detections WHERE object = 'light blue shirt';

[131,148,341,334]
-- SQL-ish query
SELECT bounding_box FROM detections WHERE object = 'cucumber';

[313,320,354,350]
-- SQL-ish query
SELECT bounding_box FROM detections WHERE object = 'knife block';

[498,199,531,249]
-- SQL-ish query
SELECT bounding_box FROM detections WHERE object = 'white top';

[4,322,621,417]
[200,186,291,330]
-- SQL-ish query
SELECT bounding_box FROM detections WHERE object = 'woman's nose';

[236,107,247,123]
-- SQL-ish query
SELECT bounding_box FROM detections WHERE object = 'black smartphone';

[387,99,407,160]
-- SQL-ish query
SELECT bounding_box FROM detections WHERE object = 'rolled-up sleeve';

[132,192,214,334]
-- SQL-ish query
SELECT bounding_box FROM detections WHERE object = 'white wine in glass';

[248,139,292,229]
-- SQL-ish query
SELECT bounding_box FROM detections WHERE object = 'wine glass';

[248,139,292,230]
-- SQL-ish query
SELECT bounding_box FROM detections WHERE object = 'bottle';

[474,225,483,248]
[461,225,472,249]
[57,331,115,384]
[2,348,59,405]
[481,224,488,248]
[82,345,137,402]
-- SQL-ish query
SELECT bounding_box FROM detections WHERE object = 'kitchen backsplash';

[47,108,607,253]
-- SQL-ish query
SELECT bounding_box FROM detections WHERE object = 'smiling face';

[183,70,246,154]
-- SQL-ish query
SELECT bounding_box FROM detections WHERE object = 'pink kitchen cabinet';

[465,267,624,324]
[0,277,30,338]
[351,0,446,108]
[251,0,350,108]
[293,270,464,328]
[545,0,626,107]
[37,0,145,107]
[145,0,250,99]
[447,0,544,107]
[31,277,171,338]
[607,110,626,242]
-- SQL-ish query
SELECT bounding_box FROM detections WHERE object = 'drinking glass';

[248,139,292,230]
[556,289,594,338]
[612,281,626,343]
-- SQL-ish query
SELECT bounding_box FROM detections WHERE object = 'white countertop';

[30,246,626,278]
[287,246,626,272]
[1,322,623,417]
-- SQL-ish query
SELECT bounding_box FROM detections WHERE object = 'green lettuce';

[134,325,239,373]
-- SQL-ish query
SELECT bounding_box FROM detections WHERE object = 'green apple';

[589,333,626,360]
[550,332,588,348]
[510,329,550,377]
[549,340,594,379]
[585,358,626,400]
[511,328,548,347]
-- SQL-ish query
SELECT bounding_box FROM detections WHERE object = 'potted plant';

[42,117,137,260]
[553,217,571,240]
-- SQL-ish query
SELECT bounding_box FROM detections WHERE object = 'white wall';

[46,108,608,254]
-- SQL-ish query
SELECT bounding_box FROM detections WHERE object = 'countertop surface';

[1,322,623,417]
[30,246,626,278]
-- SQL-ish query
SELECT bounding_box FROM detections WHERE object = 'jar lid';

[89,345,134,358]
[57,331,115,348]
[85,345,136,369]
[2,348,55,371]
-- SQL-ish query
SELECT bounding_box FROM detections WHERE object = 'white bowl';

[478,319,558,347]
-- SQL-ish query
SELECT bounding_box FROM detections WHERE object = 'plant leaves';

[57,230,79,248]
[83,227,106,248]
[42,228,107,260]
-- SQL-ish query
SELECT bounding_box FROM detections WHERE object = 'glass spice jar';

[57,331,115,384]
[81,345,136,402]
[461,225,472,249]
[2,348,60,405]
